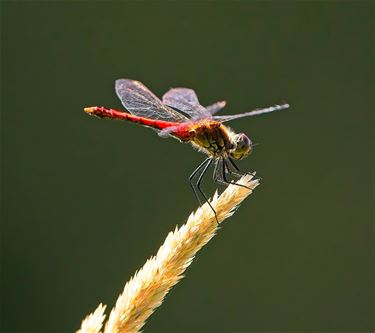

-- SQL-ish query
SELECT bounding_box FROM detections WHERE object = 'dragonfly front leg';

[227,157,257,179]
[213,159,251,190]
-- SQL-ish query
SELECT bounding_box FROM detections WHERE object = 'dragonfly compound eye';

[231,133,252,160]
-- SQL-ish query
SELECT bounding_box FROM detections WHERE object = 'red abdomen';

[84,106,180,131]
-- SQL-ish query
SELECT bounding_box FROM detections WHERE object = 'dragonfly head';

[230,133,252,160]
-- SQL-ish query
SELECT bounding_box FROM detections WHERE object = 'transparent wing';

[115,79,188,122]
[212,103,290,122]
[205,100,226,115]
[162,88,209,119]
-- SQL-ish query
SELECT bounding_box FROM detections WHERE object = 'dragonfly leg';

[189,158,211,205]
[213,159,251,190]
[212,159,221,183]
[190,158,218,223]
[213,159,231,186]
[196,159,219,224]
[227,156,257,179]
[213,159,230,185]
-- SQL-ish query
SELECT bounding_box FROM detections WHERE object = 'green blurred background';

[1,2,373,332]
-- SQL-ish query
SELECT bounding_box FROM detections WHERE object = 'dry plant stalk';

[77,174,259,333]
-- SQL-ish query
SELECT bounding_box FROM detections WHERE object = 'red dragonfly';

[85,79,289,219]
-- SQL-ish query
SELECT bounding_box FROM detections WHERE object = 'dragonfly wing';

[212,103,290,122]
[205,100,226,115]
[162,88,209,118]
[115,79,188,122]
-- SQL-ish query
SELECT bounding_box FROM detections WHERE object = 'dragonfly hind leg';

[189,158,219,223]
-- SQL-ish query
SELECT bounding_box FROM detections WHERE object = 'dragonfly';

[85,79,289,221]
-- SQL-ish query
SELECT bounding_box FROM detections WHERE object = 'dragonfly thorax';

[189,122,252,160]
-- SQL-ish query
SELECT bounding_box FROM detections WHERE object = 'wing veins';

[115,79,188,122]
[213,103,290,122]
